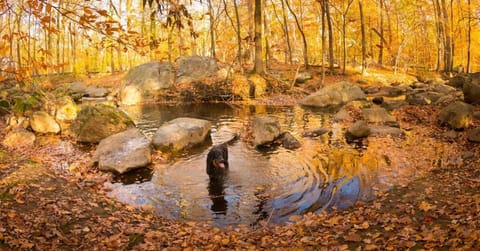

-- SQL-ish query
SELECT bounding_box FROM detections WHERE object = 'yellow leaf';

[419,201,436,212]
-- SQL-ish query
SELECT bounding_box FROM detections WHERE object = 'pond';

[106,103,395,227]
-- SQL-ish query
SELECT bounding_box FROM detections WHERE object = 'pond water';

[106,103,391,227]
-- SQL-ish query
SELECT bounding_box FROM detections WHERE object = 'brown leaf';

[344,232,362,242]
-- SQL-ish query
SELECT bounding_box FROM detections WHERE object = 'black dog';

[206,143,229,177]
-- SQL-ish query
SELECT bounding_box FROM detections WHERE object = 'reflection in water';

[208,176,228,215]
[109,104,386,226]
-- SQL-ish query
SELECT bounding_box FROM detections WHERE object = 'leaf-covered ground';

[1,73,480,249]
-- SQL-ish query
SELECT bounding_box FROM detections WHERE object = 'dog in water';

[206,143,229,177]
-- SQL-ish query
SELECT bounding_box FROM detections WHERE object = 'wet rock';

[2,129,35,148]
[93,128,151,174]
[252,116,281,147]
[302,128,330,137]
[300,81,366,108]
[152,117,212,152]
[333,108,353,122]
[70,104,135,143]
[438,101,474,130]
[347,120,370,139]
[120,61,175,105]
[30,111,61,134]
[463,79,480,104]
[467,128,480,143]
[279,132,301,149]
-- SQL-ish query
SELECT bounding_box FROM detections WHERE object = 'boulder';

[152,117,212,152]
[295,72,313,84]
[431,83,457,95]
[448,75,468,88]
[70,104,135,143]
[406,92,432,105]
[93,128,151,174]
[55,96,79,121]
[300,81,365,108]
[463,79,480,104]
[69,81,87,94]
[2,129,35,148]
[120,61,175,105]
[467,128,480,143]
[30,111,61,134]
[362,107,397,125]
[346,120,371,139]
[85,85,109,97]
[176,56,218,84]
[252,116,281,147]
[279,132,301,149]
[369,125,404,137]
[438,101,474,129]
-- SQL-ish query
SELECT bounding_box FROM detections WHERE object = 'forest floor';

[1,68,480,250]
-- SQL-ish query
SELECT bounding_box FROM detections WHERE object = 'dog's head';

[211,151,226,169]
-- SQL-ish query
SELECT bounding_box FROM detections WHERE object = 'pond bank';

[1,103,479,249]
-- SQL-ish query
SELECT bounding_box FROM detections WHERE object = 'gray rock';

[70,104,135,143]
[295,72,313,84]
[252,116,281,147]
[463,79,480,104]
[369,125,404,137]
[333,108,353,122]
[30,111,61,134]
[300,81,366,108]
[93,128,151,174]
[176,56,218,83]
[467,128,480,142]
[438,101,474,129]
[362,107,397,125]
[302,128,330,137]
[406,92,432,105]
[69,81,87,94]
[85,85,109,97]
[347,120,370,138]
[152,117,212,152]
[448,75,468,88]
[2,129,35,148]
[55,96,79,121]
[120,61,175,105]
[280,132,301,149]
[442,130,458,139]
[431,83,457,94]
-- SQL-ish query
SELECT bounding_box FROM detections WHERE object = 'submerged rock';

[93,128,151,174]
[279,132,301,149]
[152,117,212,152]
[346,120,371,139]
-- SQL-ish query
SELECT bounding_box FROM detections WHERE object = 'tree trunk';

[466,0,471,73]
[359,0,366,74]
[285,0,308,69]
[254,0,264,74]
[248,0,254,63]
[378,0,384,65]
[319,0,326,86]
[280,0,293,66]
[440,0,452,72]
[207,0,216,58]
[325,0,335,73]
[233,0,242,67]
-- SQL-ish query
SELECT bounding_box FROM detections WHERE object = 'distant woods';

[0,0,479,80]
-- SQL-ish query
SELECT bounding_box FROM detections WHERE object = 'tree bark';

[325,0,335,73]
[359,0,366,74]
[207,0,216,58]
[378,0,384,65]
[280,0,293,66]
[254,0,264,74]
[233,0,242,67]
[466,0,471,73]
[285,0,309,69]
[440,0,452,72]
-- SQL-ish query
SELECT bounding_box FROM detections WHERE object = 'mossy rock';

[70,104,135,143]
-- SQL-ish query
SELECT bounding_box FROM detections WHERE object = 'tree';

[254,0,264,74]
[285,0,309,69]
[359,0,366,74]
